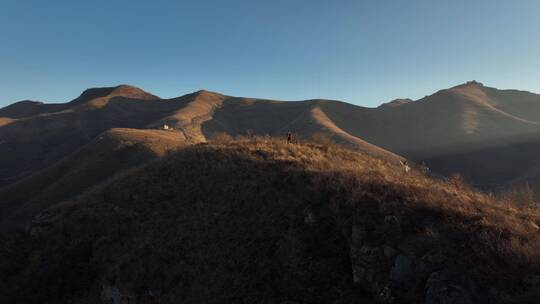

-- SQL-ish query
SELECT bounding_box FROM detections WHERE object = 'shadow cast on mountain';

[1,140,538,303]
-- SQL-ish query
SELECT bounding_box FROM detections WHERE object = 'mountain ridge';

[2,80,540,192]
[2,82,540,302]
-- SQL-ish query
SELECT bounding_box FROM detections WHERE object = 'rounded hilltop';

[69,84,159,106]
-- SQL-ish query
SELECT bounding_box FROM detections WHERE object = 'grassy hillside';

[317,82,540,189]
[2,138,539,303]
[0,128,186,230]
[201,96,403,162]
[0,100,65,119]
[0,88,187,186]
[320,82,540,158]
[2,81,540,218]
[0,86,402,187]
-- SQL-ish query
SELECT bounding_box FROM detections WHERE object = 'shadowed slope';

[4,81,540,191]
[477,84,540,122]
[0,128,185,229]
[320,82,540,158]
[0,85,158,120]
[315,82,540,188]
[0,85,405,187]
[309,106,402,162]
[202,97,404,162]
[378,98,413,108]
[68,85,159,108]
[0,100,65,119]
[2,138,539,303]
[0,87,185,186]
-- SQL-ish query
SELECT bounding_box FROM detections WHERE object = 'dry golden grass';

[309,107,404,163]
[0,117,15,127]
[2,137,539,303]
[208,137,540,278]
[196,138,540,300]
[154,90,227,142]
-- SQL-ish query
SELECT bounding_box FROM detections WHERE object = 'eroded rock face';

[349,209,399,303]
[6,196,481,304]
[348,201,472,303]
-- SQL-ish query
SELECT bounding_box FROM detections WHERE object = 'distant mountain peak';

[0,100,44,110]
[195,89,212,94]
[69,85,158,105]
[378,98,413,108]
[452,80,485,89]
[0,99,52,119]
[192,89,225,97]
[12,100,43,105]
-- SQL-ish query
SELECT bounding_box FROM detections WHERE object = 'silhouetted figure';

[287,131,292,144]
[400,160,410,173]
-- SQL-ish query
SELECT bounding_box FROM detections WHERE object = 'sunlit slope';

[3,81,540,190]
[318,81,540,187]
[320,82,540,157]
[201,97,404,162]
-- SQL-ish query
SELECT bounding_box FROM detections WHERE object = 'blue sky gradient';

[1,0,539,107]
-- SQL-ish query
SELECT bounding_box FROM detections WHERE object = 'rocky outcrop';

[348,201,474,303]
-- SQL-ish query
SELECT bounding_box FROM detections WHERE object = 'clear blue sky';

[1,0,539,108]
